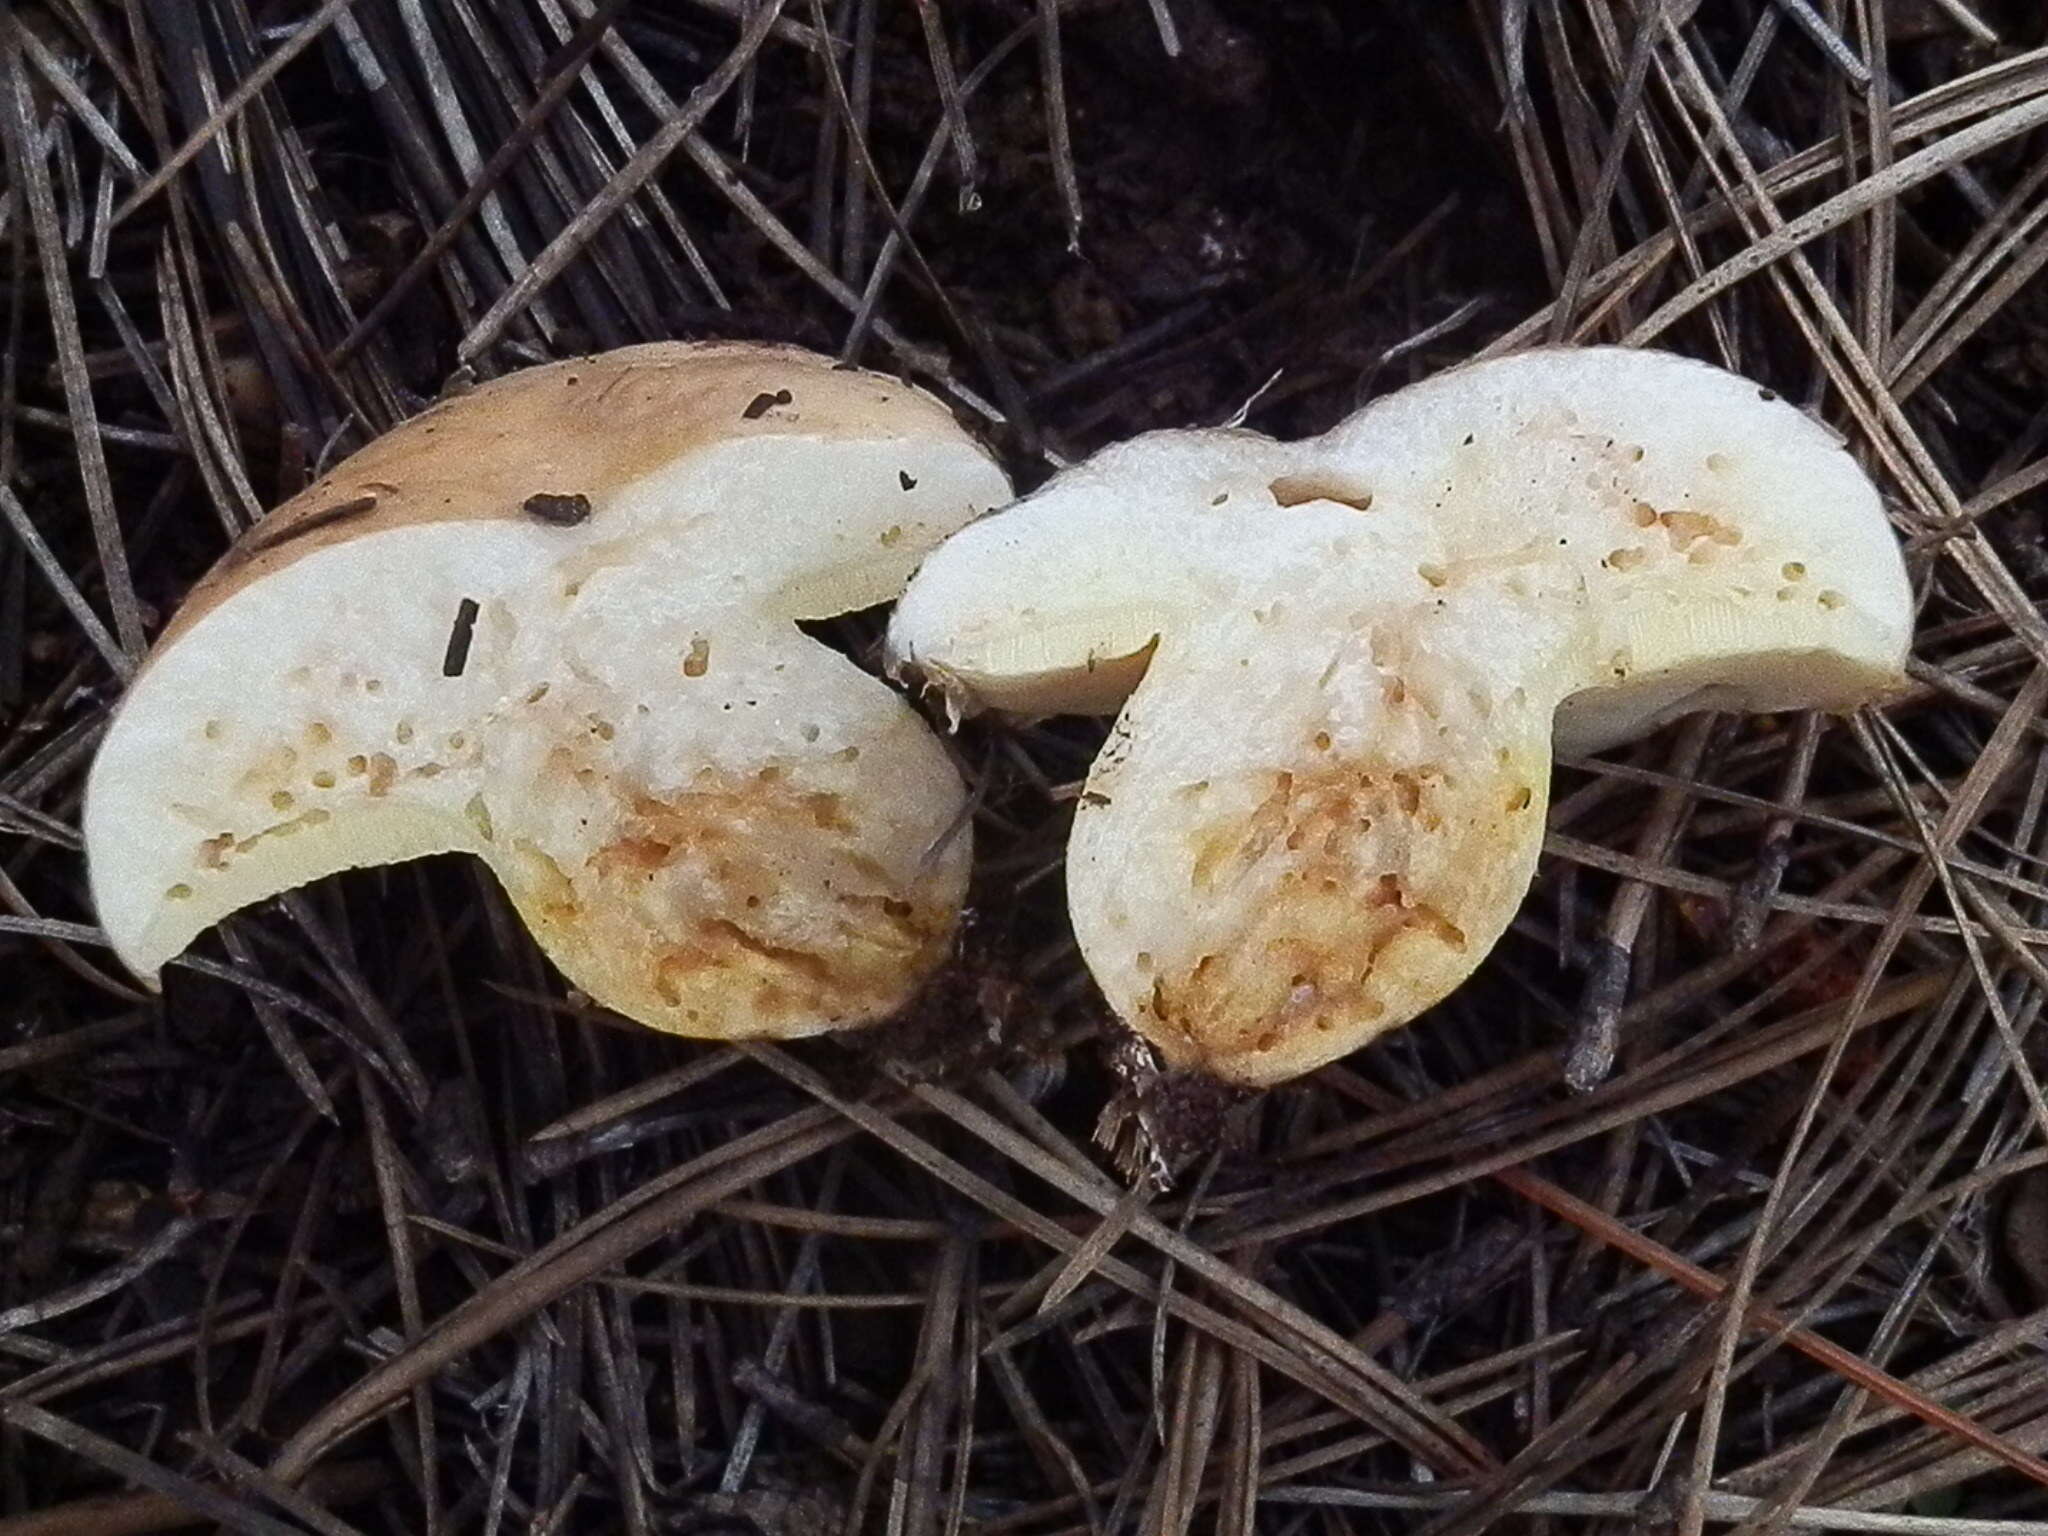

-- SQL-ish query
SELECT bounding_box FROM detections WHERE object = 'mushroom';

[888,347,1913,1085]
[86,341,1012,1040]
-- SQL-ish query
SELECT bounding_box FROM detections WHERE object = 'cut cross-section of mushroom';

[888,347,1913,1084]
[87,341,1012,1039]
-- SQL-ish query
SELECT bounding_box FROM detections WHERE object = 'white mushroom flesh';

[88,345,1012,1039]
[887,347,1913,1083]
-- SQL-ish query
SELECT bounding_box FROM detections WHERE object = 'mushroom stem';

[1072,608,1562,1084]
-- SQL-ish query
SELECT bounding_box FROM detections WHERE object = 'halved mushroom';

[888,347,1913,1085]
[87,342,1012,1039]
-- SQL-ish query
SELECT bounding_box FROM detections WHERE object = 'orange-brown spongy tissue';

[1138,740,1538,1072]
[513,763,953,1039]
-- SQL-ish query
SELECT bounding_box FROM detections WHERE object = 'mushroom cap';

[87,342,1013,1039]
[887,346,1913,1084]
